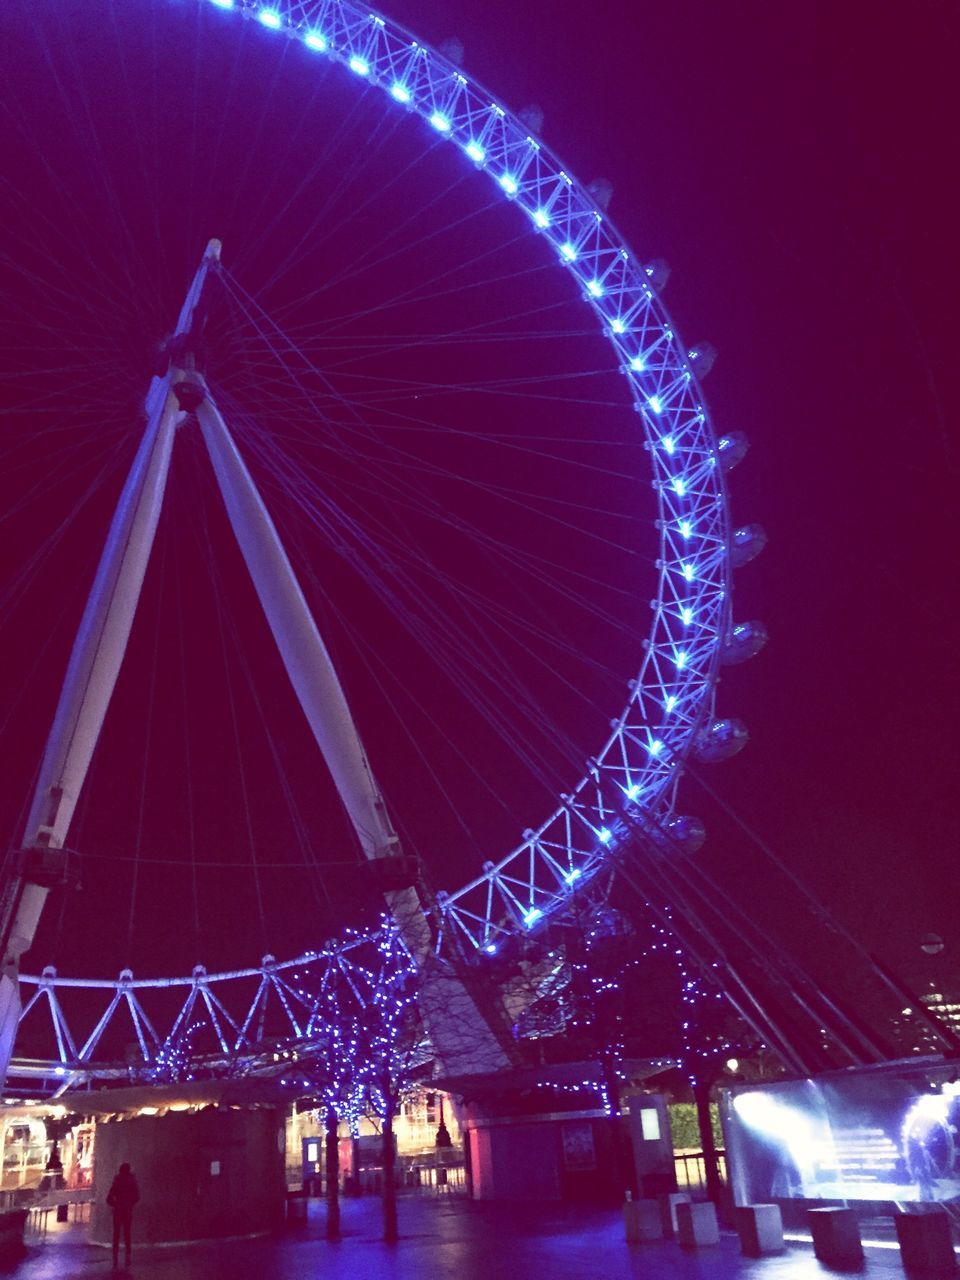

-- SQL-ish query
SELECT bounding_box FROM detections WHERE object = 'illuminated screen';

[640,1108,661,1142]
[721,1063,960,1206]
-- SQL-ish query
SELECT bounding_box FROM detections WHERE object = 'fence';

[673,1149,727,1194]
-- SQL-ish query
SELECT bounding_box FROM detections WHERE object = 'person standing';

[106,1162,140,1268]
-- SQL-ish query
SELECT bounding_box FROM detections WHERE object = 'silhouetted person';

[106,1162,139,1268]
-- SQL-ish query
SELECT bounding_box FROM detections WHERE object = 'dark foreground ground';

[2,1194,929,1280]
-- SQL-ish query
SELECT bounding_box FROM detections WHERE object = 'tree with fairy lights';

[513,892,764,1200]
[292,918,423,1243]
[674,959,762,1202]
[358,922,425,1244]
[307,1006,368,1241]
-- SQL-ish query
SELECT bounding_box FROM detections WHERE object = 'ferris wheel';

[0,0,765,1090]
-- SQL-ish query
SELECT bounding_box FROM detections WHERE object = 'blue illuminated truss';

[12,930,423,1095]
[16,0,740,1057]
[200,0,734,950]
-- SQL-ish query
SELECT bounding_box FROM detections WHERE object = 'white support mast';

[196,393,512,1074]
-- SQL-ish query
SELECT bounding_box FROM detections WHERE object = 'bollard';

[676,1200,720,1248]
[623,1193,640,1243]
[658,1191,691,1237]
[894,1210,957,1276]
[808,1207,863,1269]
[735,1203,784,1256]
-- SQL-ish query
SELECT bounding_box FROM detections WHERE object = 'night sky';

[0,0,957,1020]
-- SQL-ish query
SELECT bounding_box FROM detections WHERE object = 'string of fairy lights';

[148,919,426,1130]
[143,900,757,1122]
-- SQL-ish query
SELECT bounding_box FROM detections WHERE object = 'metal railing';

[673,1148,727,1194]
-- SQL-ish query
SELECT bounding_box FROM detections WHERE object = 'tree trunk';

[693,1078,723,1204]
[382,1098,398,1243]
[325,1111,341,1241]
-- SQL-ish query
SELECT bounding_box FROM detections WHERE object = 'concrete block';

[676,1199,720,1248]
[735,1203,784,1257]
[808,1207,864,1269]
[894,1210,957,1275]
[658,1190,690,1236]
[636,1198,664,1241]
[624,1197,663,1243]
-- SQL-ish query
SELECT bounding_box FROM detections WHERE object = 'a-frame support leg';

[0,242,221,1086]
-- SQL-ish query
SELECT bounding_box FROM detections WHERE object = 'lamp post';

[435,1094,452,1150]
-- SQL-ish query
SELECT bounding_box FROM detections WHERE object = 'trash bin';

[285,1195,307,1226]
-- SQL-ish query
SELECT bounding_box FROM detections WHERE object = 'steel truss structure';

[8,0,761,1087]
[12,929,418,1097]
[221,0,736,950]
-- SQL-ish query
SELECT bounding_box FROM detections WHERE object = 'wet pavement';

[3,1195,925,1280]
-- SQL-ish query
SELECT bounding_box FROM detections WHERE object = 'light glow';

[679,520,692,539]
[390,82,411,102]
[587,279,604,298]
[485,943,498,955]
[598,827,612,844]
[664,694,678,713]
[682,563,695,581]
[672,477,686,496]
[498,173,519,195]
[648,739,664,756]
[304,31,327,51]
[648,395,663,414]
[612,319,626,334]
[209,0,234,8]
[522,907,543,927]
[625,784,640,800]
[630,355,645,372]
[257,8,282,28]
[560,241,577,261]
[681,607,694,625]
[464,141,485,162]
[533,208,550,228]
[349,56,370,76]
[675,651,687,669]
[429,112,451,132]
[564,868,582,885]
[663,436,675,454]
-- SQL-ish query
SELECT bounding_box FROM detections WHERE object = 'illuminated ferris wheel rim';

[23,0,736,967]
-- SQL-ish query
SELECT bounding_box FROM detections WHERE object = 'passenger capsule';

[666,814,707,853]
[644,259,671,293]
[717,431,750,471]
[687,342,717,377]
[518,104,545,133]
[438,37,464,64]
[586,178,613,212]
[694,718,749,763]
[721,620,769,665]
[587,904,631,938]
[731,523,768,567]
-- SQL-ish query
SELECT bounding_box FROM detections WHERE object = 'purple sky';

[0,0,956,1005]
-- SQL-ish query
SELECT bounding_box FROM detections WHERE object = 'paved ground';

[3,1195,920,1280]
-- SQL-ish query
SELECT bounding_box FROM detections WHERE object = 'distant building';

[923,991,960,1036]
[892,984,960,1055]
